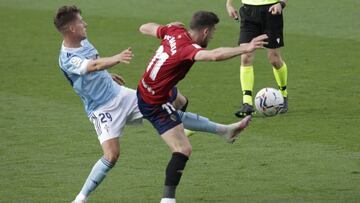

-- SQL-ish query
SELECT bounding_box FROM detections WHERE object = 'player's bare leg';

[102,138,120,164]
[267,48,283,68]
[72,138,120,203]
[172,90,188,111]
[160,124,192,203]
[172,91,194,137]
[236,48,255,117]
[268,48,288,113]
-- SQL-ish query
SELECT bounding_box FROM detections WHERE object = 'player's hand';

[246,34,268,52]
[111,73,126,86]
[226,4,239,20]
[167,22,185,27]
[116,47,133,64]
[268,3,283,15]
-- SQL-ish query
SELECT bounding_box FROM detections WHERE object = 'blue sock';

[77,157,114,199]
[179,111,224,135]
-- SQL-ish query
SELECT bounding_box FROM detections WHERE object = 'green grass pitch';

[1,0,360,202]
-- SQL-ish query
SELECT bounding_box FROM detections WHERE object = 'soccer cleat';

[72,194,87,203]
[160,198,176,203]
[279,97,288,114]
[72,200,87,203]
[235,103,255,118]
[225,115,252,143]
[184,129,195,137]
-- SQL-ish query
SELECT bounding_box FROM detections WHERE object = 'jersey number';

[99,113,112,123]
[146,45,169,80]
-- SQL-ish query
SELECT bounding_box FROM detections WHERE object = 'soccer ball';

[254,87,284,116]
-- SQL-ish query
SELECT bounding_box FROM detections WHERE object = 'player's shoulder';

[81,39,94,48]
[165,25,187,34]
[59,49,84,69]
[60,49,83,62]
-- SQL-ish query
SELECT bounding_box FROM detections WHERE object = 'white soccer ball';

[254,87,284,116]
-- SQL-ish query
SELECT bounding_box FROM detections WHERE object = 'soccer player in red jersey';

[137,11,267,203]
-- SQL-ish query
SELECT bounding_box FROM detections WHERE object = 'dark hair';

[54,5,81,32]
[190,11,219,31]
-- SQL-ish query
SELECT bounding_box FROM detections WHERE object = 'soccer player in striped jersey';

[226,0,289,117]
[54,6,255,203]
[137,11,267,203]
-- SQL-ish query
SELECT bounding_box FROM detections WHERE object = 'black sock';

[163,152,189,198]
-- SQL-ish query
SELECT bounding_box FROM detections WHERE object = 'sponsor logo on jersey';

[70,56,83,68]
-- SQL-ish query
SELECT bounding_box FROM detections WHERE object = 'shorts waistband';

[243,3,277,7]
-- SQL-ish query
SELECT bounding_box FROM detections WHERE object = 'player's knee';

[241,53,254,66]
[267,52,283,68]
[179,145,192,157]
[104,150,120,164]
[173,144,192,157]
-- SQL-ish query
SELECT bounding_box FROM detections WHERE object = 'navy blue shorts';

[137,87,182,135]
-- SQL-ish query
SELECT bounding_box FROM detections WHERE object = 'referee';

[226,0,289,117]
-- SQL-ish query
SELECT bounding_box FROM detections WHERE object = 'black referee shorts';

[238,3,284,49]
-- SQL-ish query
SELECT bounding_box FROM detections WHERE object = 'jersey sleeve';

[179,44,205,61]
[64,55,90,75]
[156,25,170,39]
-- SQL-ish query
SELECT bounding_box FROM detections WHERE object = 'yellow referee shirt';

[242,0,279,5]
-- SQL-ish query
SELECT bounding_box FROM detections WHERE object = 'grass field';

[1,0,360,202]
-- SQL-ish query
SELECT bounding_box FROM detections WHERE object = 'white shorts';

[89,87,143,144]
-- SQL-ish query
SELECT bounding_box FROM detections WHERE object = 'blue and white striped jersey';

[58,39,121,116]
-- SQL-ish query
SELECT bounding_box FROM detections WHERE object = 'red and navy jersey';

[138,25,204,104]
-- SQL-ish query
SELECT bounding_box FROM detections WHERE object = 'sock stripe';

[279,86,287,91]
[101,157,114,168]
[243,90,252,96]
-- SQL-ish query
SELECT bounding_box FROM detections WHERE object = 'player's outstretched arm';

[86,48,133,73]
[194,34,268,62]
[139,23,161,37]
[111,73,126,86]
[167,22,185,27]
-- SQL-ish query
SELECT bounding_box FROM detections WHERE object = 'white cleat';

[72,199,87,203]
[225,115,252,143]
[160,198,176,203]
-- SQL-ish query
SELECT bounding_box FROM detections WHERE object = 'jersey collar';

[61,40,86,53]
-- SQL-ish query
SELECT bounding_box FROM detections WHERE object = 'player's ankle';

[215,124,228,136]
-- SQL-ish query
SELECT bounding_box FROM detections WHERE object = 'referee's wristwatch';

[279,1,286,9]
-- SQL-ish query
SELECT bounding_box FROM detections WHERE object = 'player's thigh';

[238,5,262,45]
[161,124,192,156]
[122,87,143,125]
[172,89,187,110]
[137,95,182,135]
[267,48,283,62]
[90,92,132,144]
[90,110,125,145]
[264,12,284,49]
